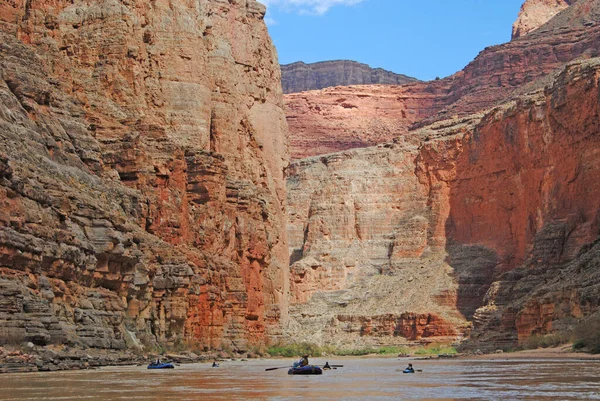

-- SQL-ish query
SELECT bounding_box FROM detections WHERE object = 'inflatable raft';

[147,362,175,369]
[288,365,323,375]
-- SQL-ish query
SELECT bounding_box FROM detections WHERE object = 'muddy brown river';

[1,357,599,400]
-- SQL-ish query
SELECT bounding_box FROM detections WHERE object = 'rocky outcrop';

[285,80,451,159]
[512,0,573,40]
[281,60,418,94]
[285,128,473,346]
[285,0,600,159]
[286,56,600,348]
[0,0,289,352]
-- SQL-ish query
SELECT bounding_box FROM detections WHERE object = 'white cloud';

[258,0,365,16]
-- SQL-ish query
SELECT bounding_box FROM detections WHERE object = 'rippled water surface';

[1,357,599,400]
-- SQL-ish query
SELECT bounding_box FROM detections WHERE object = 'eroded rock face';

[281,60,418,94]
[285,128,473,346]
[286,57,600,348]
[286,0,600,160]
[462,59,600,348]
[512,0,573,40]
[285,80,451,159]
[284,0,600,349]
[0,0,289,351]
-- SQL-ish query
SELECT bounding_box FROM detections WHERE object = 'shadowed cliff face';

[460,60,600,348]
[0,0,289,351]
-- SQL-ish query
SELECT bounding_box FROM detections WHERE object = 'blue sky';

[259,0,526,81]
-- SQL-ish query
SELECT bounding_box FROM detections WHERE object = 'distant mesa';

[281,60,420,94]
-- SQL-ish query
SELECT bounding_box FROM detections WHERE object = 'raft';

[147,362,175,369]
[403,369,415,374]
[288,365,323,375]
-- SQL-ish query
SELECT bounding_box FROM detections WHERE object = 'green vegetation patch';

[522,332,570,350]
[572,313,600,354]
[413,344,457,355]
[267,342,457,357]
[335,346,412,356]
[266,342,333,357]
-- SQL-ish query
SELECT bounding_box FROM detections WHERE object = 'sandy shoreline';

[460,346,600,360]
[2,344,598,374]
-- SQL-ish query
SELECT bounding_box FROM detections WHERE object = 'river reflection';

[1,357,599,400]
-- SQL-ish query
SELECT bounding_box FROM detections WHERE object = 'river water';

[1,357,599,400]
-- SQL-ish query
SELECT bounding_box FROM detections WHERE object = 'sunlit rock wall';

[286,58,600,348]
[0,0,289,351]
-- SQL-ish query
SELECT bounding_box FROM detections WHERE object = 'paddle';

[265,366,291,371]
[266,364,344,371]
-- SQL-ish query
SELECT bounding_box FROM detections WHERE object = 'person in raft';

[299,355,309,367]
[405,363,415,373]
[323,362,331,370]
[212,361,219,367]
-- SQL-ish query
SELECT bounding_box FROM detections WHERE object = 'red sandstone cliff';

[286,57,600,348]
[456,60,600,348]
[0,0,289,352]
[286,80,451,159]
[286,0,600,159]
[285,0,600,348]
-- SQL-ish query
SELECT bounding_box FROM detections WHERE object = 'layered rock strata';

[0,0,289,352]
[286,0,600,159]
[285,126,474,346]
[286,57,600,348]
[281,60,418,94]
[285,80,451,159]
[461,59,600,348]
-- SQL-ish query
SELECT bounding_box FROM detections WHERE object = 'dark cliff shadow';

[445,241,499,321]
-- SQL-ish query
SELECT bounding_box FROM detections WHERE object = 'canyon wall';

[461,59,600,348]
[281,60,418,94]
[286,0,600,347]
[286,0,600,159]
[0,0,289,352]
[285,80,451,159]
[285,130,472,347]
[286,57,600,348]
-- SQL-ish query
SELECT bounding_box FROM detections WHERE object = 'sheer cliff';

[286,57,600,349]
[281,60,418,94]
[0,0,289,352]
[285,0,600,348]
